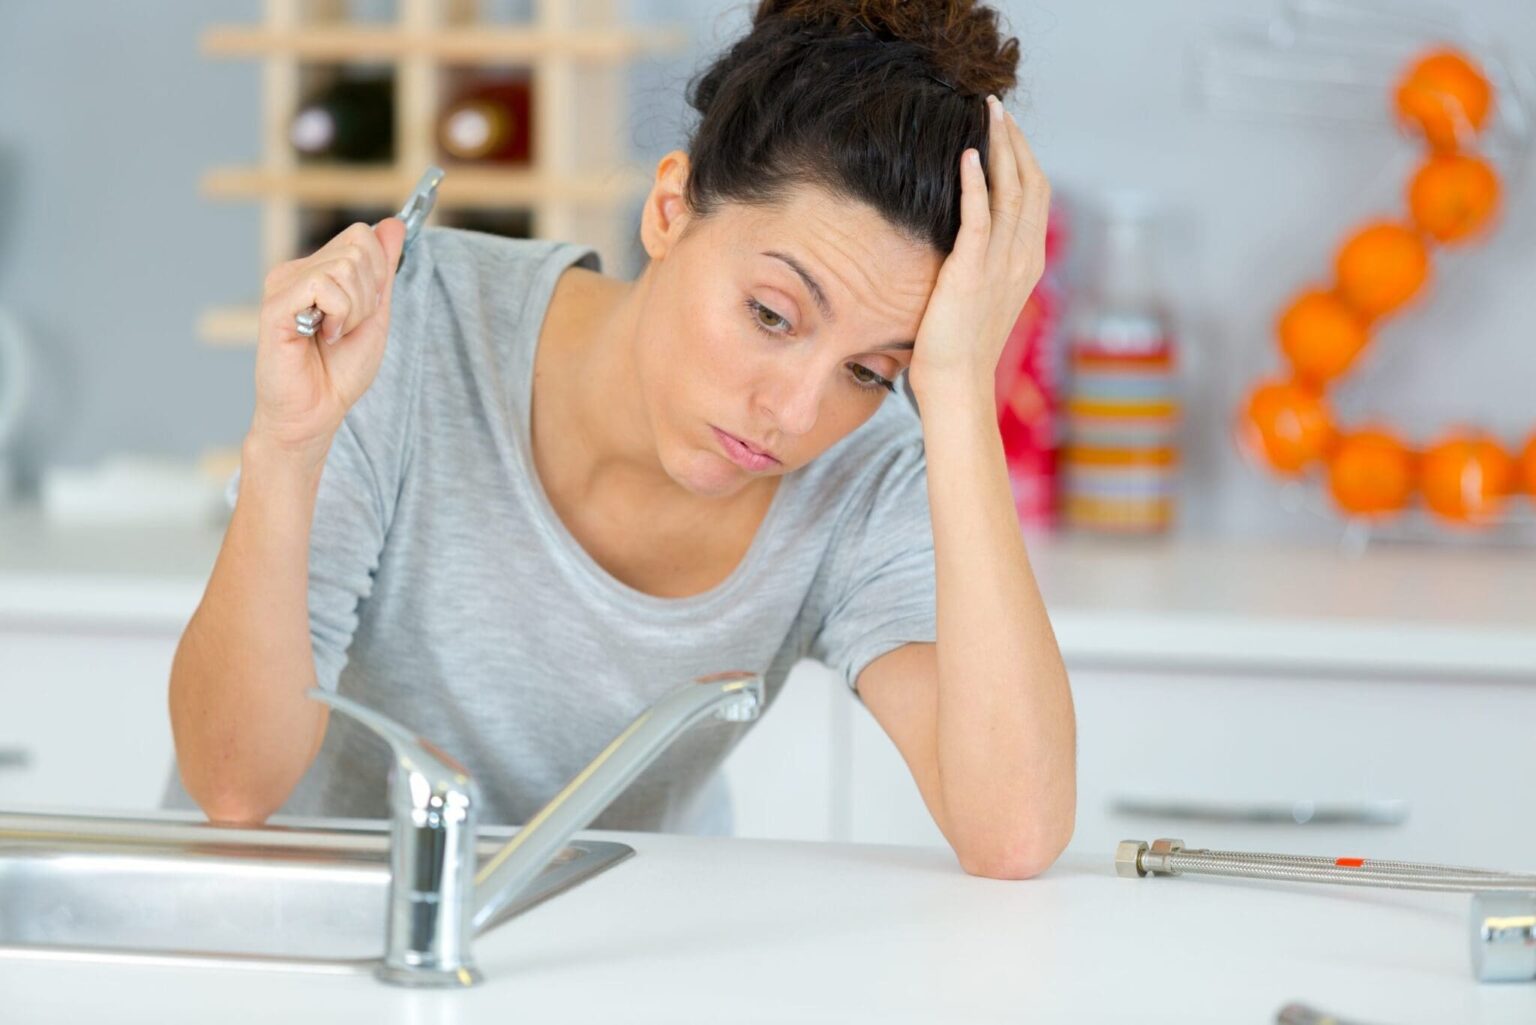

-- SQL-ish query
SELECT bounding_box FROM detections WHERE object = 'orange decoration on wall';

[1419,433,1514,525]
[1393,48,1493,151]
[1277,288,1371,383]
[1333,221,1431,320]
[1517,432,1536,499]
[1407,152,1501,244]
[1325,429,1416,518]
[1240,378,1334,476]
[1239,45,1527,531]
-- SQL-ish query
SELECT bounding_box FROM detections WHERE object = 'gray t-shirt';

[161,226,938,835]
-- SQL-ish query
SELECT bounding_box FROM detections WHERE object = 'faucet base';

[374,959,484,988]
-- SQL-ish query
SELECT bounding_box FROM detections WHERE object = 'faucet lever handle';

[305,687,475,791]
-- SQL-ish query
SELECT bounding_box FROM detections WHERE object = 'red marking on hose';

[1335,857,1365,868]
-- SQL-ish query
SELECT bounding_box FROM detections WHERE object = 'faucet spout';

[304,669,764,986]
[470,671,763,932]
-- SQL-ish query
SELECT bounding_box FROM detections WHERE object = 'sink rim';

[0,805,635,973]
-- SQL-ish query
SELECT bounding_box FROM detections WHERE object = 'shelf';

[200,163,651,205]
[197,1,660,348]
[198,306,262,347]
[200,25,688,63]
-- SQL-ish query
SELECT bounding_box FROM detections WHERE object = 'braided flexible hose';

[1122,838,1536,893]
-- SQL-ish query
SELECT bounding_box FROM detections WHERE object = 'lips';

[711,426,780,471]
[729,432,777,461]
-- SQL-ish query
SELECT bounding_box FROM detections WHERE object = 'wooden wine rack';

[196,0,686,346]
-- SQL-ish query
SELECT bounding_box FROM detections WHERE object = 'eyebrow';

[761,249,916,352]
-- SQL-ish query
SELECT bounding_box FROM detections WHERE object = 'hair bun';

[755,0,1019,99]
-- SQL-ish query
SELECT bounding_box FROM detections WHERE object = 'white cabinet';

[827,662,1536,869]
[7,622,1535,873]
[717,659,845,843]
[0,627,179,812]
[1069,666,1536,867]
[719,659,950,849]
[844,692,947,847]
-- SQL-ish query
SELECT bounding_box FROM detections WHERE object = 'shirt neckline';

[510,240,798,615]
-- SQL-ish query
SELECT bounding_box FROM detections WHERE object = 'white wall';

[1,0,1532,541]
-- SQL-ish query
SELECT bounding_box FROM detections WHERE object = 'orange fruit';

[1394,48,1493,151]
[1326,428,1416,518]
[1277,288,1372,383]
[1419,432,1514,525]
[1334,221,1431,320]
[1240,378,1334,476]
[1519,432,1536,498]
[1408,152,1501,244]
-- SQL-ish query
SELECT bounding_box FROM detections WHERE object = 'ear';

[638,150,694,261]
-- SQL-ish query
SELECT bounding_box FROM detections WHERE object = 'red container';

[995,201,1070,531]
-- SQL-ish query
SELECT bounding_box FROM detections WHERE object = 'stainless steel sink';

[0,807,633,974]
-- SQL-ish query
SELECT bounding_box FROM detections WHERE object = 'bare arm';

[167,433,334,825]
[168,218,406,824]
[857,95,1075,879]
[857,385,1076,879]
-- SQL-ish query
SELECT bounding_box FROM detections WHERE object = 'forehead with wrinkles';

[701,186,942,346]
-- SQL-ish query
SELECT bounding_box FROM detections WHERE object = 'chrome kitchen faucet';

[307,670,764,987]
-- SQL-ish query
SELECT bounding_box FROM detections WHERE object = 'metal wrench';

[294,164,445,341]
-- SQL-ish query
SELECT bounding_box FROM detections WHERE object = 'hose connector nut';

[1116,839,1149,878]
[1116,837,1186,877]
[1146,837,1186,875]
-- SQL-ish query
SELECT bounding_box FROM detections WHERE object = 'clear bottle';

[1061,190,1181,535]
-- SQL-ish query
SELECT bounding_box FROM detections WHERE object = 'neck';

[535,264,679,503]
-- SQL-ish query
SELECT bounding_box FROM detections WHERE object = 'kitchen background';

[1,0,1533,541]
[2,0,1536,868]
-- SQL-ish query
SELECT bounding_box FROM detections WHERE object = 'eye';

[744,297,789,336]
[746,297,894,394]
[848,362,895,393]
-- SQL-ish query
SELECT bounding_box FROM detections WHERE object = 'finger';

[957,145,991,259]
[324,254,372,341]
[329,240,381,325]
[373,217,408,308]
[262,257,306,299]
[271,270,351,347]
[1001,108,1051,247]
[273,268,351,346]
[985,95,1024,261]
[342,224,388,303]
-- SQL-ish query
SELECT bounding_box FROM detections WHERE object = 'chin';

[660,444,765,499]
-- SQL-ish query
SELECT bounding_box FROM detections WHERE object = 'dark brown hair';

[682,0,1021,255]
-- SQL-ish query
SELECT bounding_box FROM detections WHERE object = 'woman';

[165,0,1076,880]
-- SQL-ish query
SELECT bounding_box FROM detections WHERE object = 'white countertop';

[3,500,1533,679]
[1027,533,1536,680]
[2,826,1530,1024]
[0,504,223,631]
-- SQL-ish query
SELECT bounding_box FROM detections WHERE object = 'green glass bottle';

[290,72,395,163]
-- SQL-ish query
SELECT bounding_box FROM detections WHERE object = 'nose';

[758,364,824,438]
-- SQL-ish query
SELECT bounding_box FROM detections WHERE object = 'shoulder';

[402,226,603,318]
[413,225,600,275]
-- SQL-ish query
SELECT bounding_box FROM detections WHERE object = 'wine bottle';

[438,76,533,164]
[290,72,395,163]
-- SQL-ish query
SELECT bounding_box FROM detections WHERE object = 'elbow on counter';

[956,811,1076,881]
[177,767,281,829]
